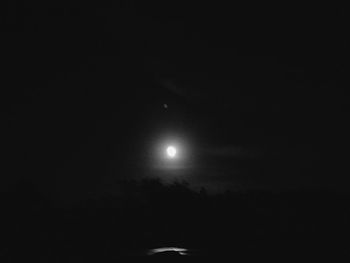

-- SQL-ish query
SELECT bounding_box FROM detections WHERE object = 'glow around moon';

[147,130,196,173]
[151,139,187,170]
[166,146,177,158]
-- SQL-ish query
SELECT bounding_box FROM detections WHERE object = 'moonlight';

[166,146,177,158]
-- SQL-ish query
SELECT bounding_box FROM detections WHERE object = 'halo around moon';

[148,130,196,172]
[166,145,177,158]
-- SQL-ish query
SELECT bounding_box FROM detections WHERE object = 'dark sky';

[2,1,349,200]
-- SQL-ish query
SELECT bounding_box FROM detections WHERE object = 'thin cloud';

[202,145,262,159]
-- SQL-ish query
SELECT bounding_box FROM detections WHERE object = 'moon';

[166,146,177,158]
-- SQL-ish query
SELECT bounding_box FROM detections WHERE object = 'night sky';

[2,1,349,201]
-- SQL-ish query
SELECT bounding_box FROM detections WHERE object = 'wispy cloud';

[202,145,262,159]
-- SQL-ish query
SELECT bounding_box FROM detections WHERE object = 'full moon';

[166,146,177,158]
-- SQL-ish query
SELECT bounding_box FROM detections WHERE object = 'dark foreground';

[1,179,350,261]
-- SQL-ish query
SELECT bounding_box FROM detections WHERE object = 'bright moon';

[166,146,177,158]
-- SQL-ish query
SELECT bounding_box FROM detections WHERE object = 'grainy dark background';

[1,1,349,259]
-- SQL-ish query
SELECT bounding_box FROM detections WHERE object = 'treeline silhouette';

[1,178,350,260]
